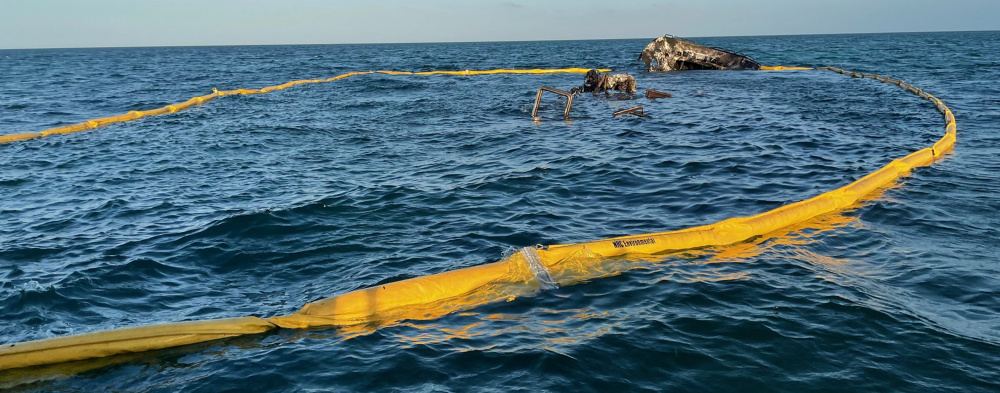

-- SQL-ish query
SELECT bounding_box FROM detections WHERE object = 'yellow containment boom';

[0,67,956,371]
[0,68,609,144]
[760,66,814,71]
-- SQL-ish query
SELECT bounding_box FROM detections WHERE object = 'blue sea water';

[1,31,999,392]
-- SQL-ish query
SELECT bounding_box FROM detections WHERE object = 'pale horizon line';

[1,29,995,51]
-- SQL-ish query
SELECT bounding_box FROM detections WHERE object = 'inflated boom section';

[0,68,609,144]
[0,67,956,371]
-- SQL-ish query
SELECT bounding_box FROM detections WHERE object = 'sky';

[1,0,999,49]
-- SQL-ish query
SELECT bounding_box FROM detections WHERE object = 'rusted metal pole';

[612,105,646,117]
[593,73,610,96]
[531,88,545,119]
[532,86,575,120]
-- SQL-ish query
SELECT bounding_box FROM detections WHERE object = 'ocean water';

[1,31,998,392]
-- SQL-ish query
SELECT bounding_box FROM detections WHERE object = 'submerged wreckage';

[639,35,761,71]
[532,35,763,120]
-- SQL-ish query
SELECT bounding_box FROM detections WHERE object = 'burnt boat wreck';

[639,35,761,71]
[570,69,637,95]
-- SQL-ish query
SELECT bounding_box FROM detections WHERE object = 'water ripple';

[1,32,999,392]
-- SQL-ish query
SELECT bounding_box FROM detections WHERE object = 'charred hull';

[639,35,761,71]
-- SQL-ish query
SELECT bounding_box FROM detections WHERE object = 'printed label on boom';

[612,238,656,248]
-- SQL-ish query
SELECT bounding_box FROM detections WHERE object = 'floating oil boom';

[0,65,956,372]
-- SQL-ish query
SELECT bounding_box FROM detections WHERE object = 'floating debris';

[613,106,646,117]
[645,89,672,99]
